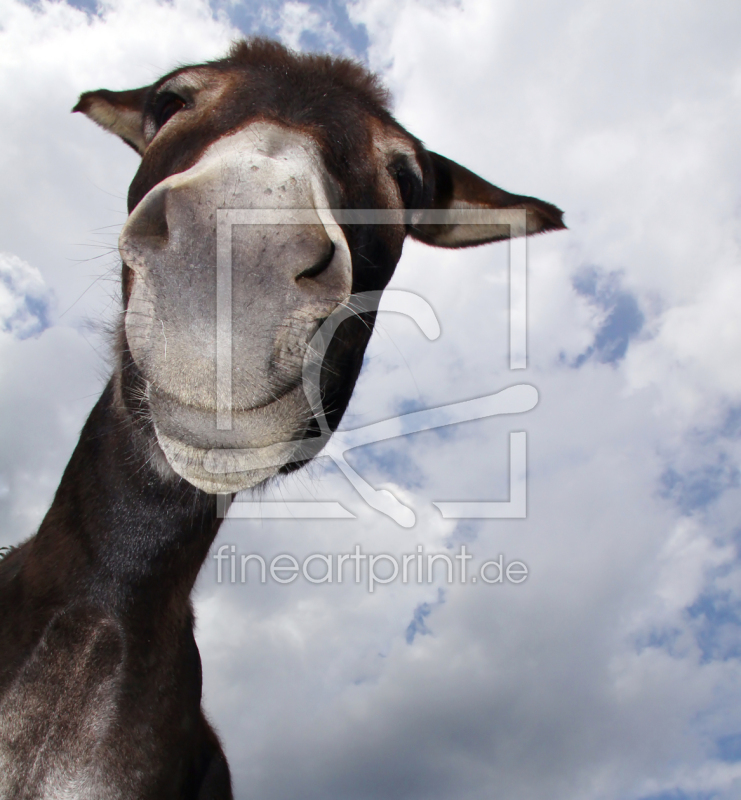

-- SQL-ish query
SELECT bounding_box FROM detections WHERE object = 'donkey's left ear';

[410,151,565,248]
[73,86,150,155]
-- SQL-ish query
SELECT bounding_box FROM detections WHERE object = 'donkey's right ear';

[73,87,151,155]
[410,151,565,247]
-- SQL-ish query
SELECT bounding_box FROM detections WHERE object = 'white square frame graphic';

[213,208,534,525]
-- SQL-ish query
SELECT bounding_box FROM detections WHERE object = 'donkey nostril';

[296,241,335,282]
[123,186,170,247]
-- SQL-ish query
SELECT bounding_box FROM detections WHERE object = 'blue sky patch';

[346,441,426,491]
[405,602,432,644]
[0,253,54,340]
[63,0,369,59]
[217,0,368,57]
[687,588,741,663]
[716,732,741,762]
[406,589,446,644]
[660,457,739,515]
[634,626,683,657]
[720,406,741,439]
[571,267,644,367]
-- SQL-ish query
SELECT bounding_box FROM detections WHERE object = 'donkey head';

[74,39,564,494]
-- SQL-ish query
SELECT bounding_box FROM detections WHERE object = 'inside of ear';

[73,86,150,155]
[410,152,565,248]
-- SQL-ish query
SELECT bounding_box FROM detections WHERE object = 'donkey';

[0,38,563,798]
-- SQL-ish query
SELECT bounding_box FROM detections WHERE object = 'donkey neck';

[26,378,222,621]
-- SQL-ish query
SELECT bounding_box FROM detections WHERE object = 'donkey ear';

[410,151,565,248]
[73,86,150,155]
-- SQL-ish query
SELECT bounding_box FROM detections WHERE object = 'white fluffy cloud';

[2,1,741,799]
[0,0,239,545]
[0,252,54,339]
[276,1,347,53]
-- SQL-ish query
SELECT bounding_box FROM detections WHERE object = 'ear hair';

[410,151,565,248]
[73,87,151,155]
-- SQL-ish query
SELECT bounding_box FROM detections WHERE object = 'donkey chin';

[146,381,314,494]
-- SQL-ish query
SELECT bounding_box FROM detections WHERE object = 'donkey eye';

[153,92,187,129]
[392,164,421,209]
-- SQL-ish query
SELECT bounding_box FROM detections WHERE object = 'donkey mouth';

[148,382,315,493]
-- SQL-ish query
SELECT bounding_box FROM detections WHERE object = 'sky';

[1,1,741,799]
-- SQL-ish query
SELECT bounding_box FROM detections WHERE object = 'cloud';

[206,0,369,57]
[275,1,348,53]
[0,252,54,339]
[0,0,239,546]
[3,1,741,799]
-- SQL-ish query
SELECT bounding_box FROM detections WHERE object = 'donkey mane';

[224,37,392,111]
